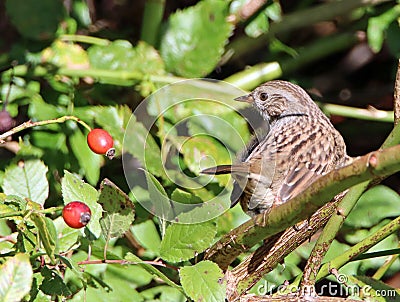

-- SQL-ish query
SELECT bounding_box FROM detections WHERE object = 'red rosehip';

[62,201,92,229]
[87,128,114,155]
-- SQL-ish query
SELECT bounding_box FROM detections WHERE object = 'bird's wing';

[277,120,342,203]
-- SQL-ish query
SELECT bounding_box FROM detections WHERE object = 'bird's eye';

[259,92,268,101]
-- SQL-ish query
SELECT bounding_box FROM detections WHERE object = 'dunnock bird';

[202,80,351,217]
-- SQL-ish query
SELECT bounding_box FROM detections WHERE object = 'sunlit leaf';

[345,185,400,228]
[88,40,164,86]
[160,221,217,262]
[2,160,49,206]
[180,261,226,302]
[130,220,161,256]
[160,0,233,77]
[42,40,89,69]
[98,178,135,239]
[0,254,33,302]
[61,171,102,237]
[30,213,58,263]
[124,118,166,179]
[69,126,102,185]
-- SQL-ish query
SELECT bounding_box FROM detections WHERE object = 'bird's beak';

[234,94,253,103]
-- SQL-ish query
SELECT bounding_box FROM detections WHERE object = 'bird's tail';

[200,164,249,175]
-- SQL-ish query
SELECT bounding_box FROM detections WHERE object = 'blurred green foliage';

[0,0,400,301]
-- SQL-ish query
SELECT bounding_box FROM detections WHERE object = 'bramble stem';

[316,215,400,281]
[394,59,400,125]
[300,58,400,290]
[320,103,394,122]
[0,116,92,142]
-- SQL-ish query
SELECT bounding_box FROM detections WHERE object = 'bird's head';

[235,80,319,123]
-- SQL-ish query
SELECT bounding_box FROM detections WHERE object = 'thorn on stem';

[336,207,346,218]
[368,153,378,168]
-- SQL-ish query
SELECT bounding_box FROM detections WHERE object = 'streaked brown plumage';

[202,80,351,217]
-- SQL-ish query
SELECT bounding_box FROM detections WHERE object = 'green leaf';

[56,225,80,253]
[178,135,231,186]
[343,220,400,274]
[125,253,183,292]
[69,262,150,301]
[141,285,186,302]
[367,4,400,53]
[142,170,174,222]
[98,178,135,239]
[156,98,251,152]
[171,188,202,205]
[29,274,52,302]
[92,105,132,151]
[39,267,72,297]
[387,22,400,57]
[57,255,84,281]
[30,213,58,263]
[124,117,166,179]
[360,231,400,273]
[130,220,161,256]
[72,0,91,27]
[180,261,226,302]
[175,198,230,224]
[69,125,102,185]
[245,10,269,38]
[0,254,33,302]
[2,160,49,205]
[41,40,89,69]
[160,0,233,77]
[87,40,164,85]
[160,221,217,262]
[28,97,66,121]
[30,131,68,152]
[345,185,400,228]
[188,107,250,152]
[5,0,65,40]
[146,81,248,120]
[61,171,102,238]
[79,236,122,260]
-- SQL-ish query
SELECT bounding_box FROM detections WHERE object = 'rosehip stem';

[0,206,64,219]
[0,115,92,142]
